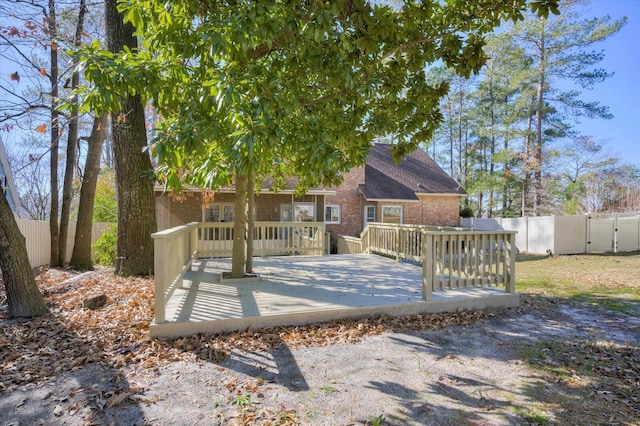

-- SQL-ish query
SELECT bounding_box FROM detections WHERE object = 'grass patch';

[231,394,251,407]
[516,252,640,315]
[516,409,550,426]
[321,385,337,395]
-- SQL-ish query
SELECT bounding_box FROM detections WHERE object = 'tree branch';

[0,34,49,77]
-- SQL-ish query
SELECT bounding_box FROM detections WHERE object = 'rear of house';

[324,144,465,241]
[155,183,334,231]
[155,144,465,249]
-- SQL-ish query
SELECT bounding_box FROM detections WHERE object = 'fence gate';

[587,216,615,253]
[617,218,640,252]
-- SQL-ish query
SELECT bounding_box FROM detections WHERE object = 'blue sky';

[573,0,640,166]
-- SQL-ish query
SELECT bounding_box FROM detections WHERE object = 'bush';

[93,225,117,266]
[460,205,474,218]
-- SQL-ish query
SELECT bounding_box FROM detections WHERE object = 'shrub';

[460,205,474,218]
[93,225,117,266]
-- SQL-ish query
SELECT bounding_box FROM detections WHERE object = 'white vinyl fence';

[461,212,640,255]
[15,219,112,267]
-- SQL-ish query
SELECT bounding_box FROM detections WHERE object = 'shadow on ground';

[0,314,146,425]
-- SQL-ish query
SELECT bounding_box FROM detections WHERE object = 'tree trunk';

[455,78,463,177]
[58,0,87,265]
[231,174,248,278]
[48,0,60,267]
[246,174,255,274]
[0,190,48,318]
[533,32,545,216]
[106,0,156,276]
[488,73,496,218]
[69,114,107,270]
[103,129,113,168]
[522,97,535,217]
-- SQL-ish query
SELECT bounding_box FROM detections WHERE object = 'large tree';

[82,0,559,277]
[103,0,156,276]
[508,0,626,215]
[0,189,48,318]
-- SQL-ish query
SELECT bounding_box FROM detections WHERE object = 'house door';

[280,204,293,222]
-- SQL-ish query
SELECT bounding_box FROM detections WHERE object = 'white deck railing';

[151,222,199,323]
[339,223,517,300]
[152,221,325,323]
[198,222,325,257]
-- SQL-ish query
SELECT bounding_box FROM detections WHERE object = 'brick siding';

[325,166,462,240]
[156,191,326,230]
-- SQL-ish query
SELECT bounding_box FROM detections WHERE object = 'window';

[325,205,341,224]
[294,202,315,222]
[364,205,376,223]
[203,203,235,222]
[382,205,402,224]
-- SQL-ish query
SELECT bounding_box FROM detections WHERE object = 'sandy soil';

[3,297,639,426]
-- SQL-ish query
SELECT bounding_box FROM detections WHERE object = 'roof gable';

[361,144,465,200]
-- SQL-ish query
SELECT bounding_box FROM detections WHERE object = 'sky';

[571,0,640,166]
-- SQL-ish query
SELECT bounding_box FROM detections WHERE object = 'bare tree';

[69,114,107,270]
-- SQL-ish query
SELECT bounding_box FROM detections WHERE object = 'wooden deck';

[150,254,518,338]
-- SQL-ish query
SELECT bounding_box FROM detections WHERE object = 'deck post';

[152,235,168,324]
[184,222,199,289]
[505,232,516,293]
[319,225,325,256]
[396,226,401,262]
[422,231,433,301]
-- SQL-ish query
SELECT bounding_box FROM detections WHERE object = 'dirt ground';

[3,290,639,426]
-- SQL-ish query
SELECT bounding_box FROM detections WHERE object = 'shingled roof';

[359,144,465,201]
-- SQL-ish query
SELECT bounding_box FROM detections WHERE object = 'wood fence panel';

[617,219,640,252]
[462,213,639,255]
[554,215,588,255]
[15,219,112,267]
[501,217,528,253]
[16,219,50,267]
[588,218,615,253]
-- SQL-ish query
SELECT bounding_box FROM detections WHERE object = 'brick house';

[156,144,465,239]
[324,144,466,239]
[156,177,335,231]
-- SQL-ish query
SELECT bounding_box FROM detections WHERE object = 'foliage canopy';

[80,0,559,192]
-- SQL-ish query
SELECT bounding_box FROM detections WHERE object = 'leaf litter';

[1,265,639,425]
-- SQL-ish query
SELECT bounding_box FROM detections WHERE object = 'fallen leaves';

[0,267,156,391]
[526,338,640,423]
[161,309,490,365]
[1,265,491,395]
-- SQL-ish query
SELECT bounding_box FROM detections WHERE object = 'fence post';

[396,226,401,262]
[422,232,433,301]
[586,215,592,254]
[525,216,529,254]
[613,214,618,253]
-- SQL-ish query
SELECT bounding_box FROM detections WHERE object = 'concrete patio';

[150,254,518,338]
